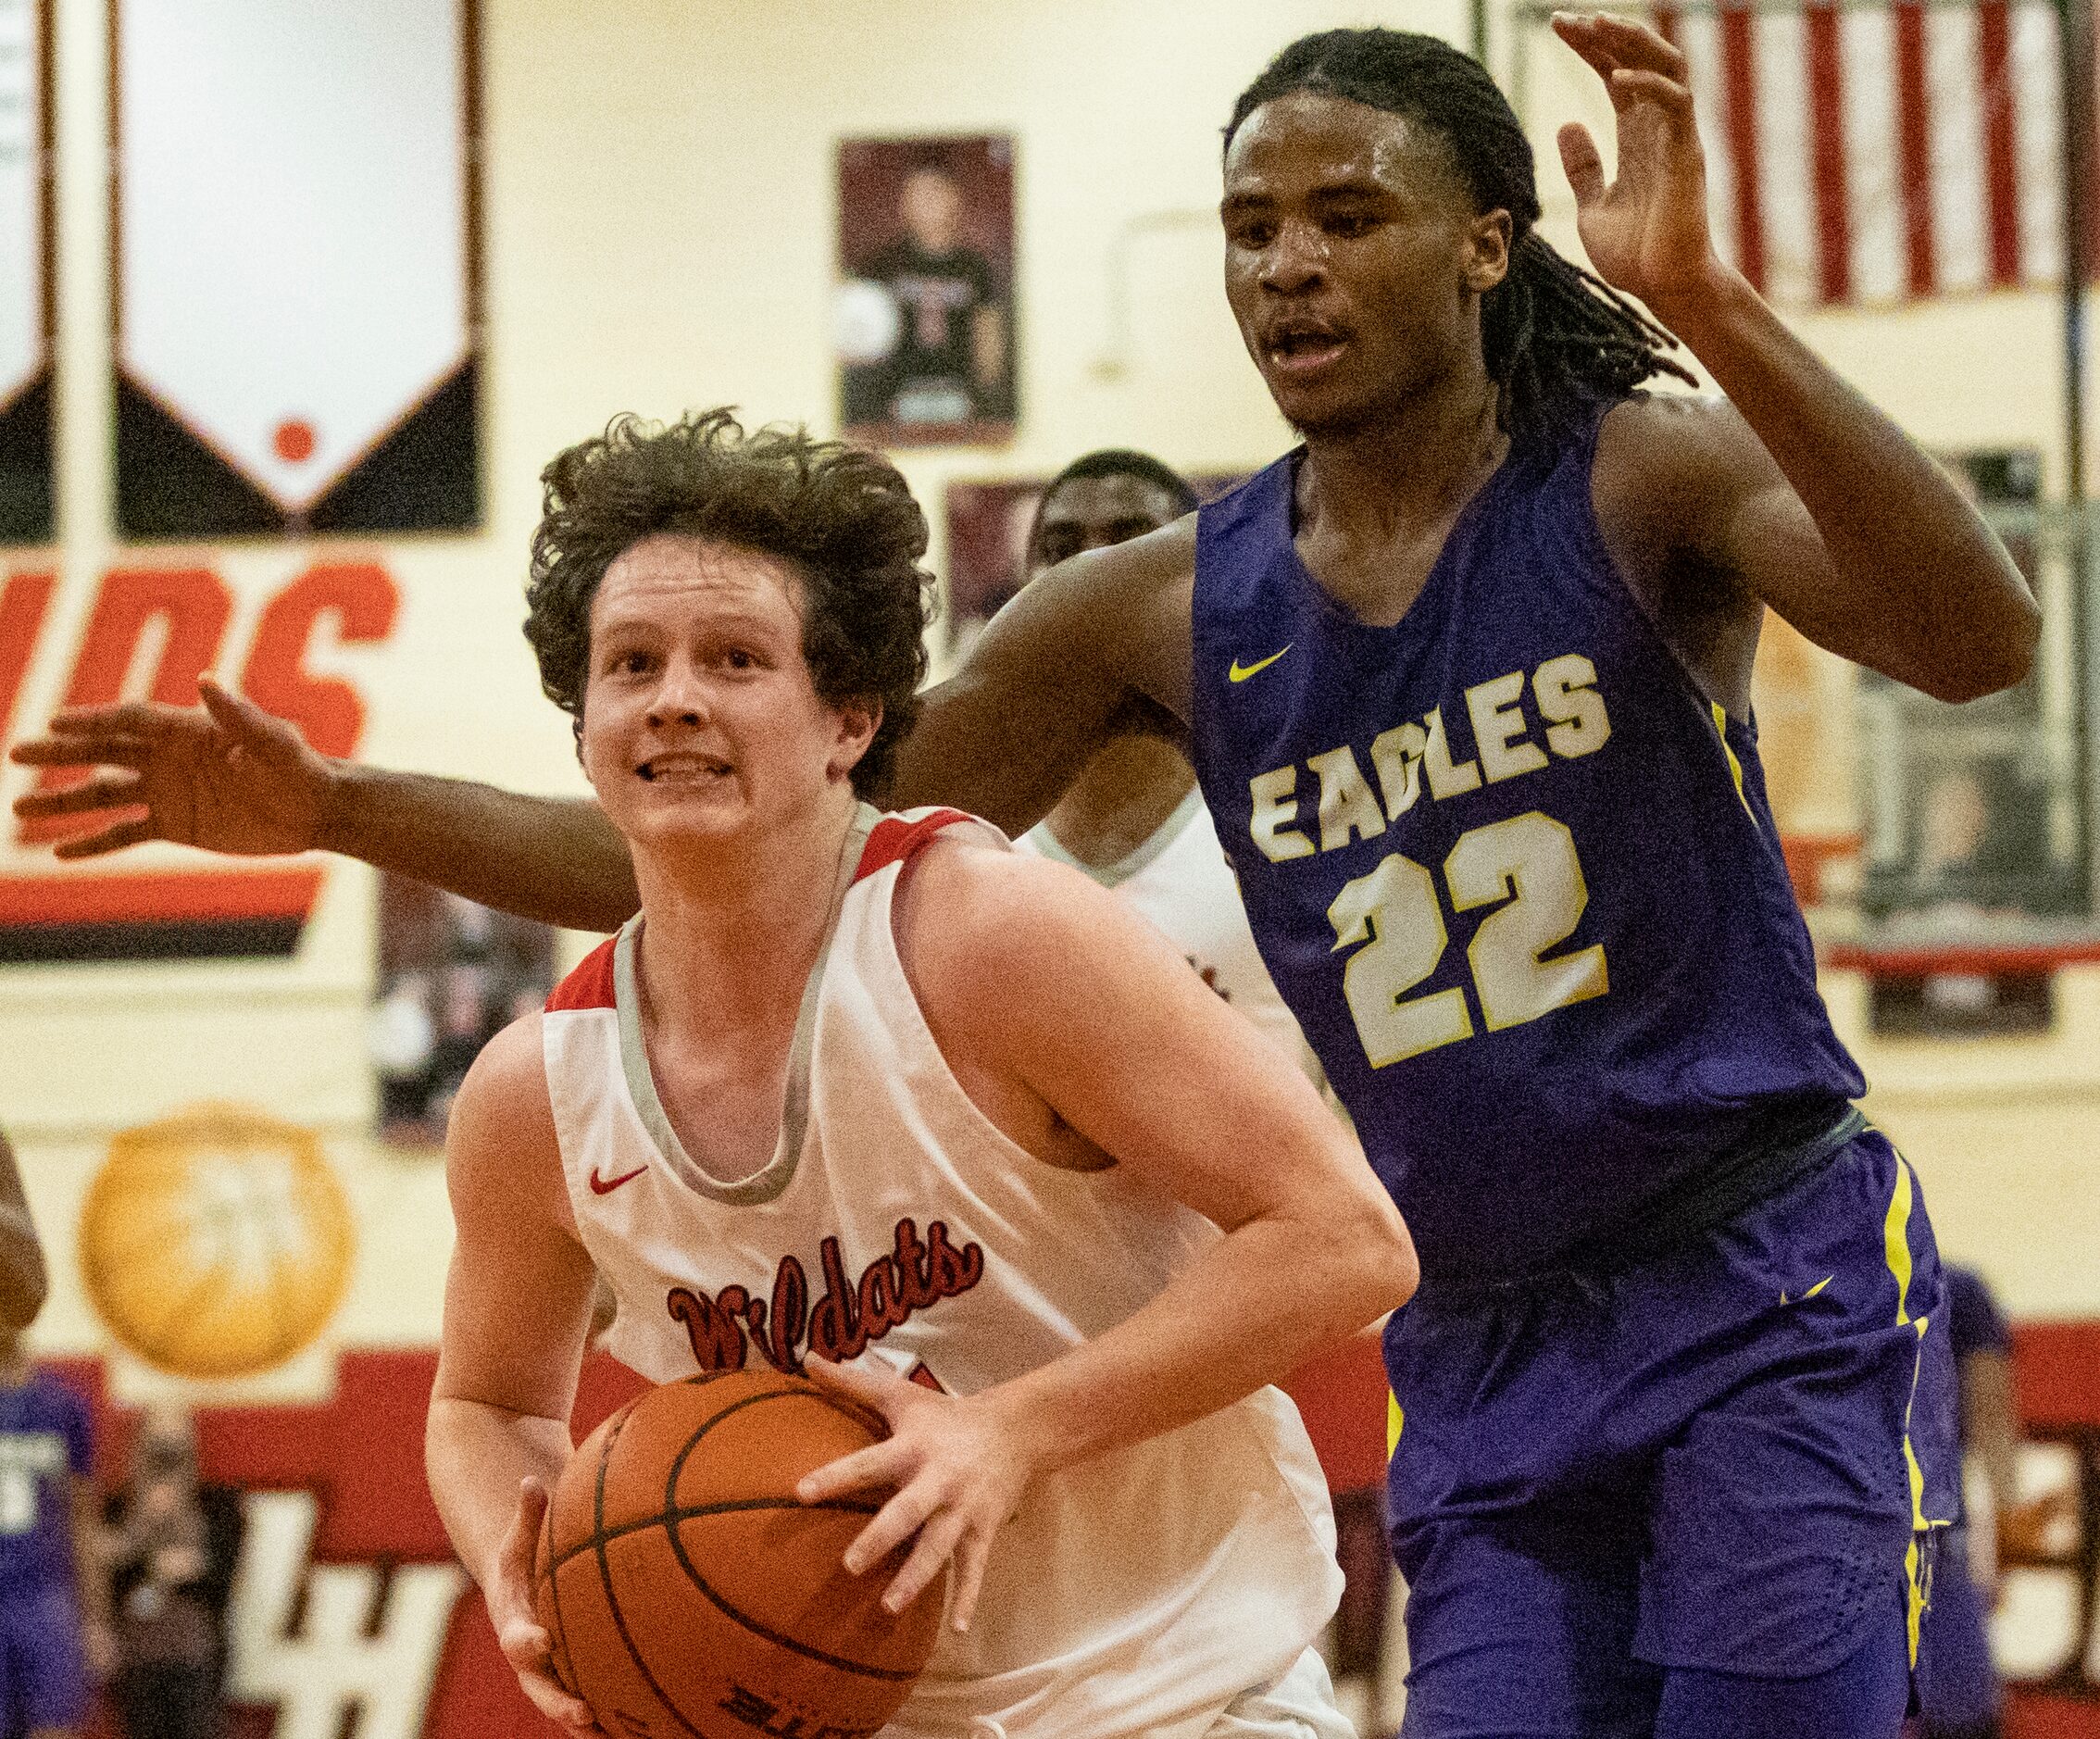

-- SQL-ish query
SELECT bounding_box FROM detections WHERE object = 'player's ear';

[828,696,882,782]
[1463,206,1512,295]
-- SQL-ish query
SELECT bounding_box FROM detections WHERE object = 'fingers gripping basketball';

[535,1370,946,1739]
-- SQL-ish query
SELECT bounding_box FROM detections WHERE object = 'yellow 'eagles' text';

[1248,652,1610,862]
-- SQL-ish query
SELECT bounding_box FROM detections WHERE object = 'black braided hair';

[1044,448,1199,515]
[1224,28,1694,448]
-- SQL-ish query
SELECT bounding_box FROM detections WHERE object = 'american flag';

[1653,0,2071,304]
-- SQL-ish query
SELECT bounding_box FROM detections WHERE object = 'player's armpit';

[886,521,1195,834]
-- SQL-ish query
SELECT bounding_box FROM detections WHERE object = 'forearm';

[0,1210,46,1329]
[1659,267,2036,699]
[426,1396,572,1589]
[983,1202,1410,1480]
[1962,1350,2022,1519]
[321,765,639,932]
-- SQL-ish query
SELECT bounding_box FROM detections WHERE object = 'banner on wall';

[111,0,483,538]
[0,557,399,962]
[0,0,54,544]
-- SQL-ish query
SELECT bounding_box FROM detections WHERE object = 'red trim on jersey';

[545,935,617,1010]
[853,808,978,883]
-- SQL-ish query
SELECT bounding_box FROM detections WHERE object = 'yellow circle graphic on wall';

[79,1103,356,1379]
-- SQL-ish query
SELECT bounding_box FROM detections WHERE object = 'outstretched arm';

[0,1132,47,1331]
[9,527,1186,918]
[10,679,641,932]
[1556,11,2037,705]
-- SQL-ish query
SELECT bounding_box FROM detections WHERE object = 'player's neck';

[0,1346,29,1387]
[627,791,858,1047]
[1298,361,1504,545]
[1043,737,1195,870]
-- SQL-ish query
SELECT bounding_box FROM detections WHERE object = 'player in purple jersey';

[0,1323,107,1739]
[12,17,2037,1738]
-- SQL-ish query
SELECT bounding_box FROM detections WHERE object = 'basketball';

[535,1370,945,1739]
[77,1101,356,1379]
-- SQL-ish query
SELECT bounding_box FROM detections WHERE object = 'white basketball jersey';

[542,807,1342,1739]
[1018,791,1316,1077]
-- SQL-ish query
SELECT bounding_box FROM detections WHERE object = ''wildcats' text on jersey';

[666,1217,983,1376]
[1191,410,1864,1283]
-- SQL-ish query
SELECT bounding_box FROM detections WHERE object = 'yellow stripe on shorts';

[1881,1155,1944,1666]
[1711,701,1756,823]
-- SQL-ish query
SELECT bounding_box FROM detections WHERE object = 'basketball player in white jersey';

[1009,452,1313,1075]
[422,411,1418,1739]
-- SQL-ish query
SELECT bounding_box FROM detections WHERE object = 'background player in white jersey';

[423,410,1417,1738]
[1012,451,1311,1072]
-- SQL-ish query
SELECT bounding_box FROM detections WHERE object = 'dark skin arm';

[10,679,643,932]
[7,530,1191,930]
[1557,12,2036,711]
[0,1132,49,1331]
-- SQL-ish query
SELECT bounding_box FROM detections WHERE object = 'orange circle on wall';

[273,419,318,464]
[79,1103,356,1380]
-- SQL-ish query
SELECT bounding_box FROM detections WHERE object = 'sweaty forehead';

[594,533,804,622]
[1223,90,1451,197]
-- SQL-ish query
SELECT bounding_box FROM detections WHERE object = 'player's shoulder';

[1031,515,1196,619]
[445,1012,557,1171]
[1597,389,1763,493]
[1021,519,1198,719]
[1093,512,1199,587]
[894,826,1137,1012]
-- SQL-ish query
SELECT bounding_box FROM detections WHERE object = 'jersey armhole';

[884,843,1119,1180]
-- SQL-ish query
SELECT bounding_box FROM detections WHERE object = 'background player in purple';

[0,1310,109,1739]
[1910,1264,2023,1739]
[12,17,2039,1738]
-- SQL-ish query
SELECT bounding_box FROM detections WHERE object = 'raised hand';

[490,1478,603,1736]
[1551,11,1726,318]
[794,1357,1031,1635]
[8,677,331,858]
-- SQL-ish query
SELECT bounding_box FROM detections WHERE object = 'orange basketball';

[535,1370,945,1739]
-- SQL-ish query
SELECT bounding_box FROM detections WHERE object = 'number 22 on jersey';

[1327,810,1606,1067]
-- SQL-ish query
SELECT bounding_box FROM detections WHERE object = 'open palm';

[1552,12,1720,317]
[8,679,327,859]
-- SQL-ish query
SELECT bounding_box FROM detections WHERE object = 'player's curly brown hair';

[524,409,932,798]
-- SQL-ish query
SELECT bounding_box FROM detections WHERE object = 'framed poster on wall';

[111,0,483,537]
[836,135,1016,448]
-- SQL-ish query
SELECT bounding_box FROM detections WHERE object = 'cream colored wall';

[0,0,2092,1393]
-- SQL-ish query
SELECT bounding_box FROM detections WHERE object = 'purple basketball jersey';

[0,1371,92,1593]
[1191,411,1865,1282]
